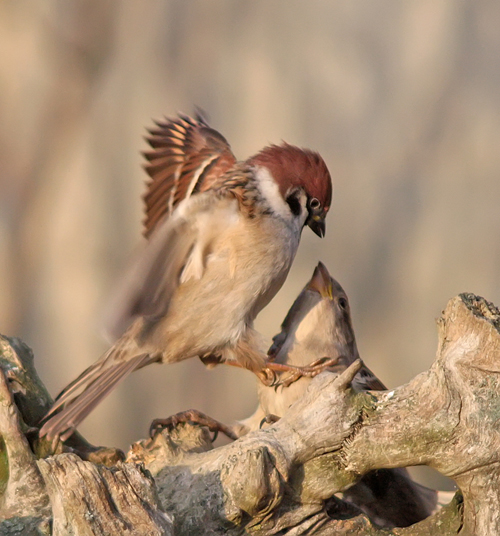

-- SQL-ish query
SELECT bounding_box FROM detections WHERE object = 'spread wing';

[142,113,237,237]
[103,190,239,341]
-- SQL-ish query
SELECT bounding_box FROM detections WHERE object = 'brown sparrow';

[40,113,333,441]
[238,262,437,528]
[238,261,384,430]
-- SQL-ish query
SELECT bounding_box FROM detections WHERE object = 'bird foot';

[149,409,238,441]
[259,414,280,428]
[256,367,278,386]
[262,357,339,388]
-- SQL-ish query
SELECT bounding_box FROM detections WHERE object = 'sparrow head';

[269,262,356,362]
[249,143,332,237]
[305,261,352,328]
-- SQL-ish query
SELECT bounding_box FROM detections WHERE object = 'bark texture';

[1,293,500,534]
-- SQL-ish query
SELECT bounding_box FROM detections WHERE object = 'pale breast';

[151,212,300,359]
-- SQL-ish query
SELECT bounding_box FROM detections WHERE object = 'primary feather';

[142,113,237,236]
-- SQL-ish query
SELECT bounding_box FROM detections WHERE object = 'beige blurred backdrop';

[1,1,500,490]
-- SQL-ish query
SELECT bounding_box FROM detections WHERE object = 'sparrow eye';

[309,197,321,210]
[338,297,347,310]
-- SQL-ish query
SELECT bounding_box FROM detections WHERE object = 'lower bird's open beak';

[307,261,333,299]
[307,215,326,238]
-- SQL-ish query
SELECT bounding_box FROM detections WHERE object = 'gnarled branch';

[1,294,499,534]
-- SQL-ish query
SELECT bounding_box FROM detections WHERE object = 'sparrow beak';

[307,261,333,299]
[307,214,326,238]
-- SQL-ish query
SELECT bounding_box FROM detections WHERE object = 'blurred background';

[1,1,499,491]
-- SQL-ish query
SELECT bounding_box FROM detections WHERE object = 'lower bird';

[39,113,333,442]
[237,262,437,528]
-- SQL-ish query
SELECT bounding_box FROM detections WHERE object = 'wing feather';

[352,364,387,391]
[142,113,237,237]
[103,190,239,341]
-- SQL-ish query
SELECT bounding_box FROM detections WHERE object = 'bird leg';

[264,356,340,387]
[222,359,278,386]
[224,356,339,387]
[149,409,238,441]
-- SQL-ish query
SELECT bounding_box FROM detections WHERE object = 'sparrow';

[40,113,333,442]
[238,262,437,528]
[238,261,384,431]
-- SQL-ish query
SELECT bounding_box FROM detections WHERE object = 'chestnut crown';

[249,143,332,218]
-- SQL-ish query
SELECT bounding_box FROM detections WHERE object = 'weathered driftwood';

[0,293,499,534]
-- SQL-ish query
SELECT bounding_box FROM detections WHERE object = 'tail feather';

[48,360,138,435]
[40,353,154,441]
[46,361,112,418]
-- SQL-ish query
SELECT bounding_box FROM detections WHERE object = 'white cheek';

[254,166,291,218]
[255,165,309,227]
[295,301,336,347]
[295,305,323,343]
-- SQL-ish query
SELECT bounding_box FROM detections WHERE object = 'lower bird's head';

[269,262,356,362]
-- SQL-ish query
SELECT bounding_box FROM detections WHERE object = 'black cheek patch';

[286,194,302,216]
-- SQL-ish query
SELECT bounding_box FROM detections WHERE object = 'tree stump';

[1,293,499,534]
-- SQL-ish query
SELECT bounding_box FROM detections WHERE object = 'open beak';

[306,261,333,299]
[307,215,326,238]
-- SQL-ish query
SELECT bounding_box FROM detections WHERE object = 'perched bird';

[40,113,333,442]
[237,261,384,431]
[238,262,437,528]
